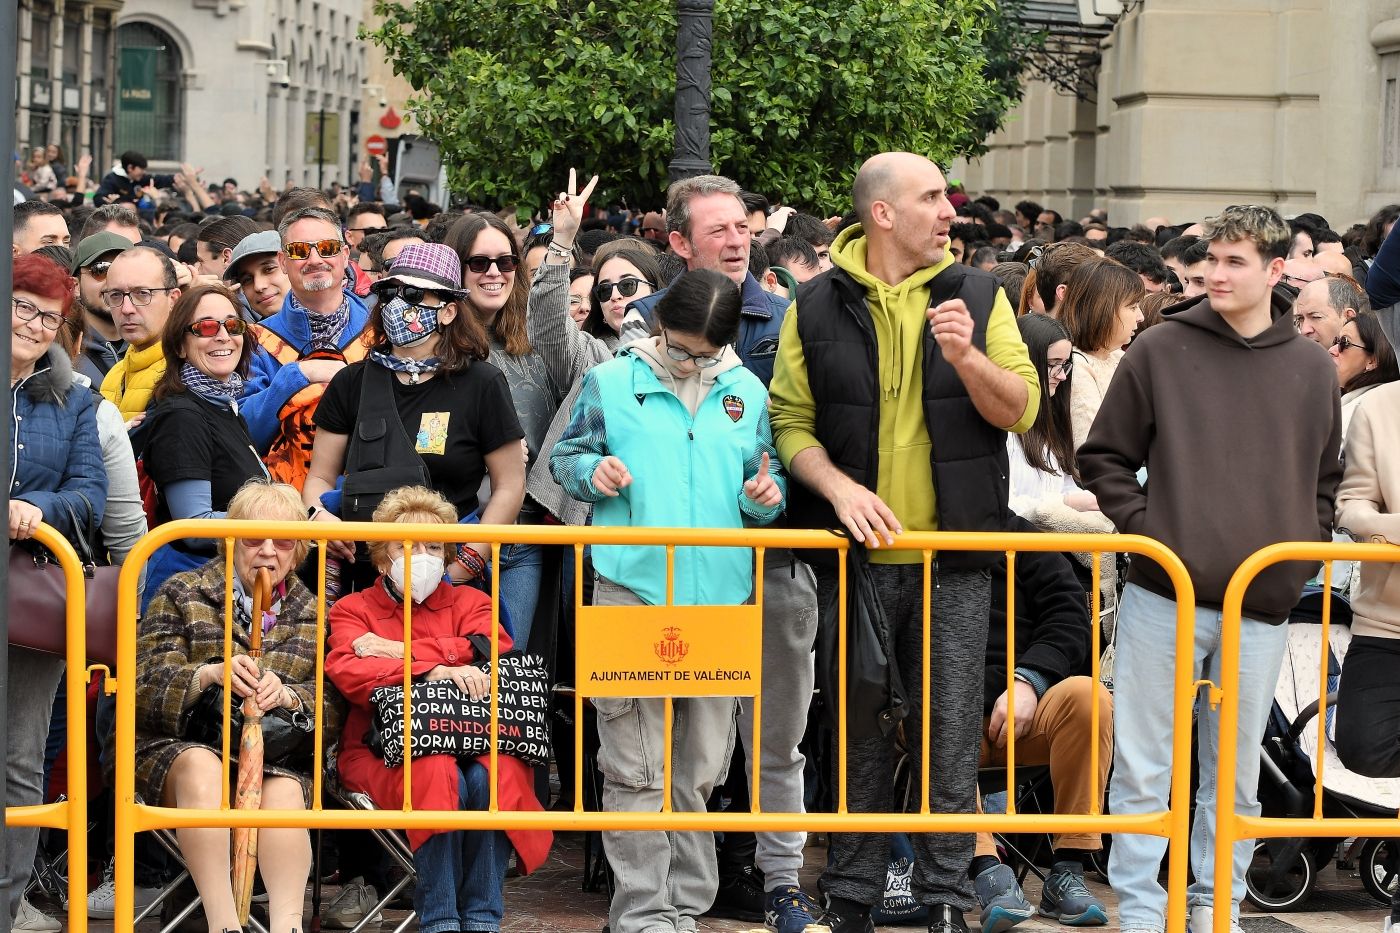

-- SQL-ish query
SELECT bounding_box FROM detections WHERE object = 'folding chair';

[323,780,418,933]
[977,765,1056,885]
[135,823,271,933]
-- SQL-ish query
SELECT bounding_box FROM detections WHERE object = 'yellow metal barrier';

[112,520,1198,931]
[4,523,93,933]
[1215,541,1400,933]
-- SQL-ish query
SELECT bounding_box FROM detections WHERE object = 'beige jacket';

[1336,381,1400,638]
[1070,349,1123,450]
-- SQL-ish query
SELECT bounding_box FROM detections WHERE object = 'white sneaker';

[1188,905,1243,933]
[1384,917,1395,932]
[87,860,162,919]
[322,876,384,929]
[13,895,61,932]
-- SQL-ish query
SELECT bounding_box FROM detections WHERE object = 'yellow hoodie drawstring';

[874,279,914,401]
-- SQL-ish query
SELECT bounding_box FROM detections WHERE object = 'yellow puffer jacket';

[101,341,167,420]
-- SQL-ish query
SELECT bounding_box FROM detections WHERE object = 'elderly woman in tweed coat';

[135,481,342,933]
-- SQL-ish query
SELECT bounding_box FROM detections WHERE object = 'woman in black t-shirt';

[139,283,267,610]
[304,243,525,588]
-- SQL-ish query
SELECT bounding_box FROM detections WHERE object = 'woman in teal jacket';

[549,268,784,933]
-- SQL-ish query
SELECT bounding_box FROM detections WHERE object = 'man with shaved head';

[771,152,1040,933]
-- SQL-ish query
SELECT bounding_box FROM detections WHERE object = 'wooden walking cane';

[233,567,273,925]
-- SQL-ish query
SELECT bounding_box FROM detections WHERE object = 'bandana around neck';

[181,362,243,407]
[290,291,351,348]
[369,348,442,384]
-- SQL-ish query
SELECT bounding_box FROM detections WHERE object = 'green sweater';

[769,225,1039,563]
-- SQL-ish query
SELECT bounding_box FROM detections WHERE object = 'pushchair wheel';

[1246,840,1316,911]
[1360,838,1400,906]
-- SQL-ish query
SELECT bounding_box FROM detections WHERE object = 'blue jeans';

[1108,583,1288,932]
[413,761,511,933]
[497,543,543,651]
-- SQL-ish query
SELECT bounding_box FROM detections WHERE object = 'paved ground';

[29,833,1390,932]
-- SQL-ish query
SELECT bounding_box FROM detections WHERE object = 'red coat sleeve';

[326,592,443,704]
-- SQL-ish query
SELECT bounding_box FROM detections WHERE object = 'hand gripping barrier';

[4,523,95,933]
[111,520,1197,932]
[1214,541,1400,933]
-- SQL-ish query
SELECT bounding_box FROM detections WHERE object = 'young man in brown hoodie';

[1078,205,1342,933]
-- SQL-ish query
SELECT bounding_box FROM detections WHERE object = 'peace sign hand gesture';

[550,168,599,251]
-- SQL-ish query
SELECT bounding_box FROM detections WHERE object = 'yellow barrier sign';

[577,604,762,697]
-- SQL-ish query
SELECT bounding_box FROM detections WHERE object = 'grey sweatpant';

[593,579,740,933]
[4,647,65,921]
[817,563,990,913]
[736,550,818,890]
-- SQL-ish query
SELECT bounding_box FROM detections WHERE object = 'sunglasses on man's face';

[464,254,518,274]
[283,239,345,261]
[186,317,249,338]
[593,276,646,302]
[83,260,114,281]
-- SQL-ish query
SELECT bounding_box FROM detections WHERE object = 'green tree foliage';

[367,0,1029,212]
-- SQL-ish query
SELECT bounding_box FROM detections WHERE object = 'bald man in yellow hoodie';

[769,152,1038,933]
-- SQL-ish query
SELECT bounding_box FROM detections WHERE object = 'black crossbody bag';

[340,363,431,522]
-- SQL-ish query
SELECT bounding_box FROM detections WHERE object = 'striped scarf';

[289,292,351,349]
[181,362,243,408]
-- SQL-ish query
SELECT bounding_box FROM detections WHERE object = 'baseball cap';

[375,242,466,296]
[70,232,132,274]
[223,230,282,282]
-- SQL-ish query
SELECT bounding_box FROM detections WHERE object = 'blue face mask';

[381,296,440,348]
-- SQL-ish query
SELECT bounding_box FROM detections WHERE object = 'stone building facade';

[952,0,1400,229]
[16,0,370,190]
[14,0,125,174]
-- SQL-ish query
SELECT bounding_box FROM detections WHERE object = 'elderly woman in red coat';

[325,486,551,933]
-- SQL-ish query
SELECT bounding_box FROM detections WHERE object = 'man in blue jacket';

[239,206,369,489]
[620,174,822,933]
[618,175,787,386]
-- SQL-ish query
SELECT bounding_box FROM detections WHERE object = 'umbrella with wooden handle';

[232,566,272,926]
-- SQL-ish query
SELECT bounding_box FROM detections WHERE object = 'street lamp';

[668,0,714,184]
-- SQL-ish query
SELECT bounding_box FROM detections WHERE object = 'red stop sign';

[366,135,388,156]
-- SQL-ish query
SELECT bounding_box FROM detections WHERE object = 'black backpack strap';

[343,362,426,474]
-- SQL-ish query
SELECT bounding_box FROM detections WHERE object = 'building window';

[115,22,182,161]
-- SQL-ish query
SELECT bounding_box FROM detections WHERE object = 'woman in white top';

[1009,312,1117,611]
[1059,257,1146,449]
[1007,313,1099,520]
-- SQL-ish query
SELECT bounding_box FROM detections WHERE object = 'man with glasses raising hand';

[99,245,183,419]
[239,206,372,489]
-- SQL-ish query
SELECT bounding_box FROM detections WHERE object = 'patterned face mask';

[381,296,440,348]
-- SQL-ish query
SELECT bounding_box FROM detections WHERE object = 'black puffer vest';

[787,262,1010,570]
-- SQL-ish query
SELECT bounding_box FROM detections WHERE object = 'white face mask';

[388,553,444,603]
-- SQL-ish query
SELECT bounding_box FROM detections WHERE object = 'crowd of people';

[6,144,1400,933]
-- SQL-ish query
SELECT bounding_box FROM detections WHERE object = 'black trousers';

[1335,635,1400,779]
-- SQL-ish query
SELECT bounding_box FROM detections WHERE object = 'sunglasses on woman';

[374,282,450,307]
[1333,334,1369,354]
[594,277,647,302]
[463,254,519,274]
[186,318,249,338]
[238,537,297,551]
[283,239,345,261]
